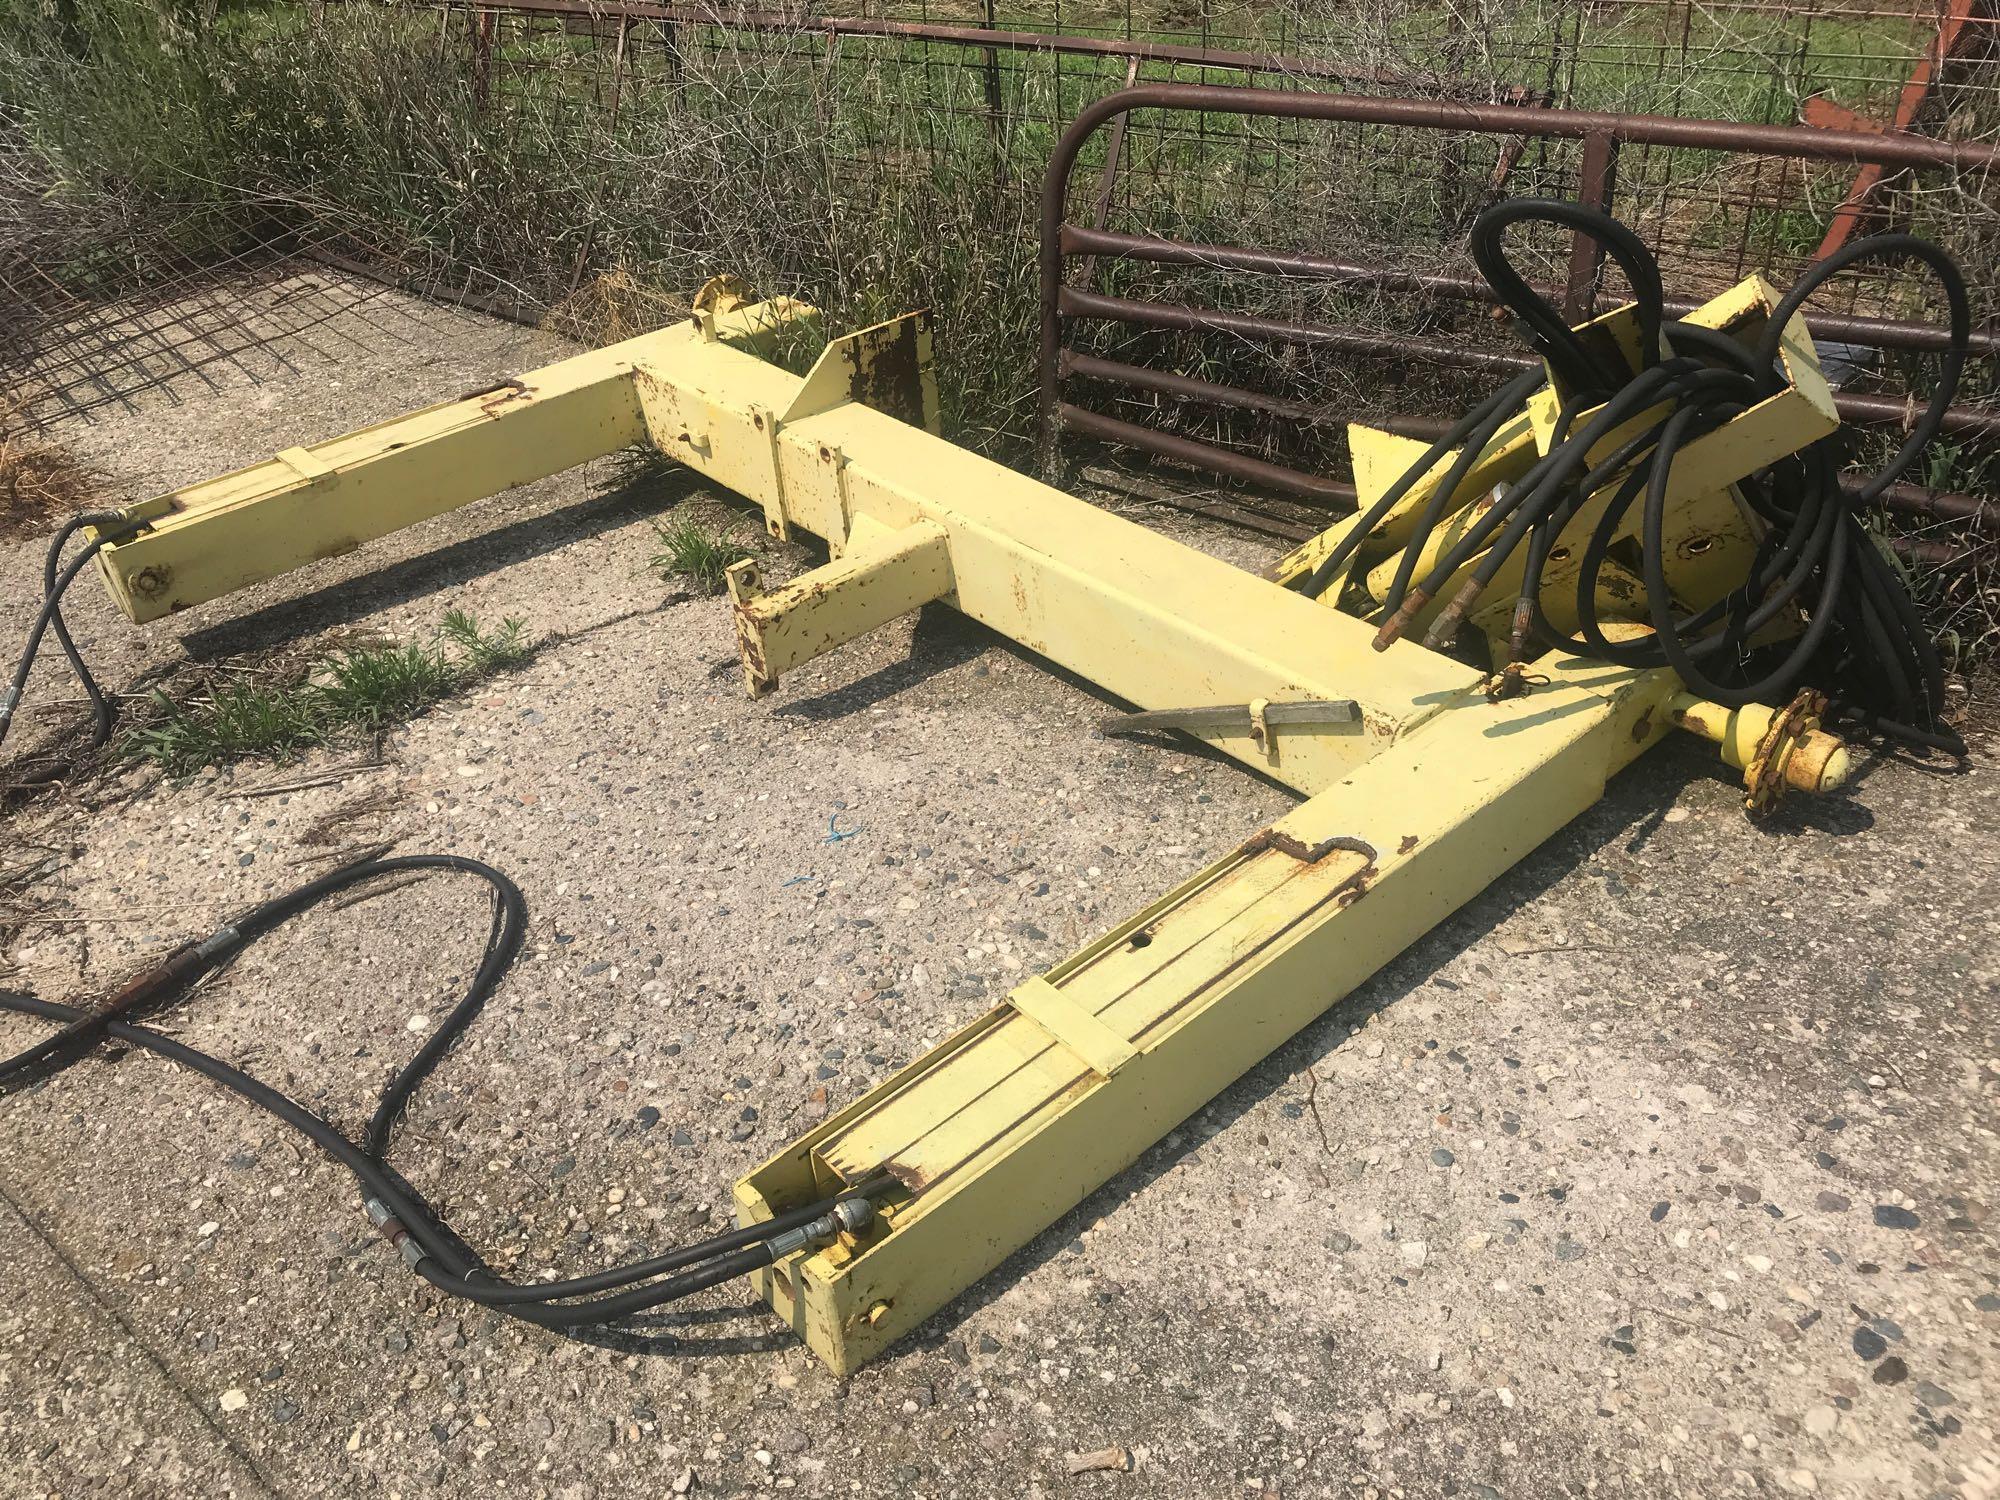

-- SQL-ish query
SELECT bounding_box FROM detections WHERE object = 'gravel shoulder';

[1,276,1994,1500]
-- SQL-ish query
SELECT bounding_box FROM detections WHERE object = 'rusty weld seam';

[1236,829,1378,865]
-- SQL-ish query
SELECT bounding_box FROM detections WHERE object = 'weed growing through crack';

[649,516,752,595]
[122,611,530,776]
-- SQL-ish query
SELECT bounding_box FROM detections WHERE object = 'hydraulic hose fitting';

[830,1196,875,1233]
[364,1196,426,1266]
[1372,589,1429,652]
[764,1196,877,1261]
[1423,577,1487,651]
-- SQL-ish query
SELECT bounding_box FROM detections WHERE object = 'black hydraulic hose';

[1349,199,1969,754]
[0,855,890,1330]
[1294,369,1542,601]
[1470,196,1666,396]
[1,513,139,776]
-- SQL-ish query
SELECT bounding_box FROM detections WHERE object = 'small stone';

[1803,1403,1837,1438]
[1324,1230,1355,1255]
[1744,1254,1773,1274]
[1399,1240,1428,1269]
[1814,1192,1850,1213]
[219,1389,249,1413]
[1787,1469,1818,1493]
[1851,1327,1887,1361]
[1873,1204,1919,1229]
[1915,1380,1955,1408]
[1432,1148,1455,1167]
[270,1398,301,1425]
[1554,1238,1584,1262]
[405,1014,430,1033]
[672,1468,696,1495]
[1650,1201,1670,1222]
[1872,1356,1909,1386]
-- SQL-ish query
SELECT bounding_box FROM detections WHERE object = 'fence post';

[1562,130,1620,322]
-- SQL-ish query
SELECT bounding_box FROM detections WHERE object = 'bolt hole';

[1548,546,1571,564]
[1128,931,1153,950]
[1683,535,1716,556]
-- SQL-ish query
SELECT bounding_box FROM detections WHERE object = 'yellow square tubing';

[87,288,1836,1373]
[725,517,954,698]
[736,649,1676,1373]
[95,298,1477,797]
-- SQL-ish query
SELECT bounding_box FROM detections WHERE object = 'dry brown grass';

[539,267,691,347]
[0,407,96,541]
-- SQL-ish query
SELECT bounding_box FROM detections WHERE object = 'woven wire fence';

[7,0,1995,484]
[441,1,1996,456]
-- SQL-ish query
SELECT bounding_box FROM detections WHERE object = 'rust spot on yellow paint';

[1335,867,1377,908]
[1397,834,1419,856]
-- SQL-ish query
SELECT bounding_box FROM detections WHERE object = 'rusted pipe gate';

[1037,84,2000,543]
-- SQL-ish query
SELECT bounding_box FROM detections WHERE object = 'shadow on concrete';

[174,465,706,663]
[885,731,1842,1361]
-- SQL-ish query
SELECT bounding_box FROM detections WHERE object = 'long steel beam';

[93,301,1476,796]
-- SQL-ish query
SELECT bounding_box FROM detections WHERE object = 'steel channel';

[1563,132,1620,323]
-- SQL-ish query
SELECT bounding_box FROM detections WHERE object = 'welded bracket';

[727,518,954,697]
[783,311,941,433]
[1008,976,1137,1077]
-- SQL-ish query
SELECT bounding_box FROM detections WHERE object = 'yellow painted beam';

[727,517,954,696]
[736,648,1679,1374]
[92,301,815,622]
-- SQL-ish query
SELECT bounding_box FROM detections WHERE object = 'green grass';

[649,516,754,594]
[122,611,531,777]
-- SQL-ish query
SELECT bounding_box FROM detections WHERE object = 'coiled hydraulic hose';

[0,855,889,1328]
[1294,201,1970,756]
[0,513,141,785]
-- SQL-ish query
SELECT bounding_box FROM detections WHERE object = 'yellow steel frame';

[89,286,1846,1373]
